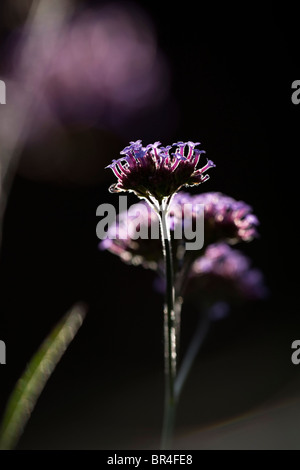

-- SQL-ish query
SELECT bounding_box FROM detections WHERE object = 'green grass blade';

[0,302,87,450]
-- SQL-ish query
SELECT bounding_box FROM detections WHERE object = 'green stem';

[159,205,177,450]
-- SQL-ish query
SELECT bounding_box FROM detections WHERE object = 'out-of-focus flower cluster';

[4,3,171,138]
[0,3,175,186]
[100,190,267,308]
[188,243,268,303]
[100,204,161,270]
[170,192,259,246]
[100,191,259,267]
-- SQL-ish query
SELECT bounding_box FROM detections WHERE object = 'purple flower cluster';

[189,243,267,302]
[154,243,267,307]
[101,134,265,308]
[4,4,171,139]
[106,141,215,203]
[171,191,259,245]
[100,206,161,269]
[99,191,259,270]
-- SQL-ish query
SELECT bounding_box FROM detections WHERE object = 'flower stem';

[159,205,177,450]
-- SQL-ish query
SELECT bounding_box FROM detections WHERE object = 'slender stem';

[159,204,177,450]
[174,296,183,356]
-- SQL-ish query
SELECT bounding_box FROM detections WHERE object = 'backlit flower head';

[106,140,215,204]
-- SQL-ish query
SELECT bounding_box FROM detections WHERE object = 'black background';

[0,0,299,449]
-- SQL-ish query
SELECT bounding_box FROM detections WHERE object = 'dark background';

[0,1,299,449]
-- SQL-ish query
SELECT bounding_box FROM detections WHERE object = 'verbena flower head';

[154,242,267,316]
[171,191,259,245]
[100,205,161,269]
[106,140,215,204]
[155,243,267,301]
[188,243,268,303]
[99,191,259,269]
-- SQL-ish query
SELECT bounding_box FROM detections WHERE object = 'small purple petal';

[200,159,216,173]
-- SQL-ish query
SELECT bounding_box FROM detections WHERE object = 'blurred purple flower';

[187,243,268,303]
[171,191,259,245]
[106,140,215,203]
[4,3,172,139]
[99,190,259,270]
[154,242,267,315]
[100,203,161,269]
